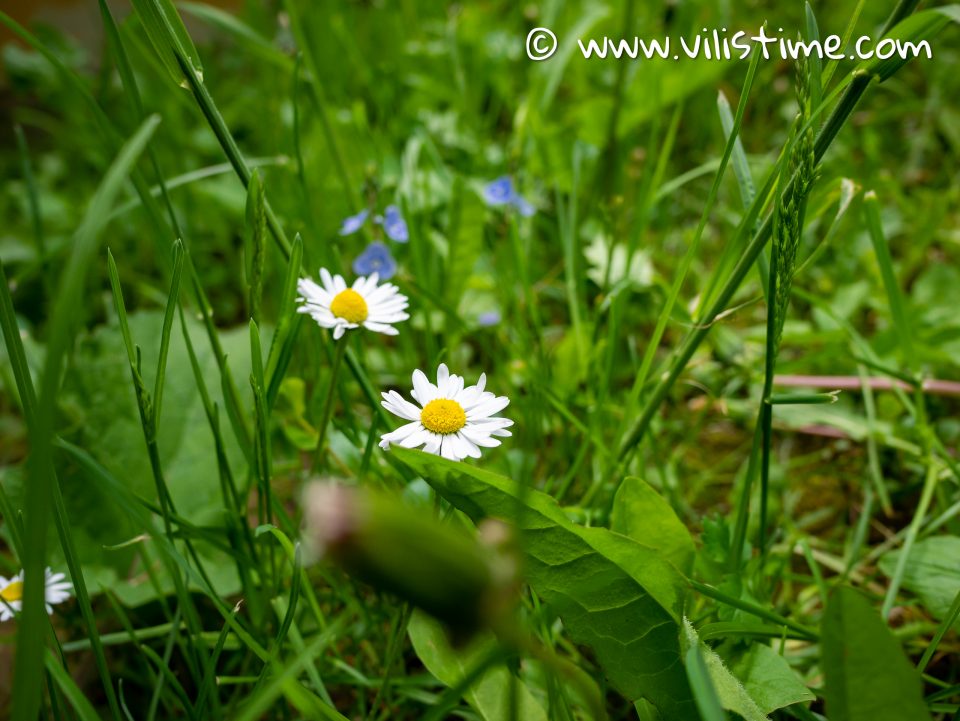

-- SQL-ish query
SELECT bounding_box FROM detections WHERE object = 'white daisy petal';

[380,391,421,420]
[468,395,510,419]
[412,370,437,404]
[436,364,450,396]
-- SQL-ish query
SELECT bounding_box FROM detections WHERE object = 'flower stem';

[313,337,348,472]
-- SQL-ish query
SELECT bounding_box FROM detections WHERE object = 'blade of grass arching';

[109,157,287,220]
[863,191,915,371]
[44,651,103,721]
[152,240,184,426]
[11,116,158,721]
[622,45,762,438]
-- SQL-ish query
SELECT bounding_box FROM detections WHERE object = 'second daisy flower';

[379,363,513,461]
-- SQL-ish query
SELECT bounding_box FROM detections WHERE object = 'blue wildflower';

[352,241,397,280]
[339,209,369,236]
[477,310,501,327]
[483,176,516,206]
[482,176,535,216]
[380,204,409,242]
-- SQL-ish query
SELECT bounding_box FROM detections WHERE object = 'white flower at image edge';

[297,269,410,340]
[379,363,513,461]
[0,568,72,622]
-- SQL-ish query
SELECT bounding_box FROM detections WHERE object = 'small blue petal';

[477,310,501,327]
[483,176,517,206]
[352,241,397,280]
[382,204,409,242]
[513,196,535,217]
[339,209,369,236]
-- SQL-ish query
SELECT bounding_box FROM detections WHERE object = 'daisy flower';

[379,363,513,461]
[297,268,410,340]
[0,568,72,622]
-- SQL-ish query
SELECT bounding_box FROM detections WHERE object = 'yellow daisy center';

[420,399,467,434]
[330,289,368,324]
[1,580,23,602]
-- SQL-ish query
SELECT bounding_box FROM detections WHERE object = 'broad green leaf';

[879,536,960,629]
[681,620,767,721]
[392,448,695,720]
[129,0,204,88]
[408,611,548,721]
[720,643,815,714]
[821,587,932,721]
[611,477,695,575]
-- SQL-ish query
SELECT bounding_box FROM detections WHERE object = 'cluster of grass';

[1,0,959,719]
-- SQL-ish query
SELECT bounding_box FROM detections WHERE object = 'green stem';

[314,338,349,472]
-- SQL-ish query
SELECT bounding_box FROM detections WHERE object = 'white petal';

[363,321,400,335]
[439,435,461,461]
[319,268,336,293]
[380,420,422,444]
[399,428,433,448]
[436,364,450,396]
[333,325,346,340]
[455,431,482,458]
[412,369,437,404]
[467,395,510,419]
[381,391,421,420]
